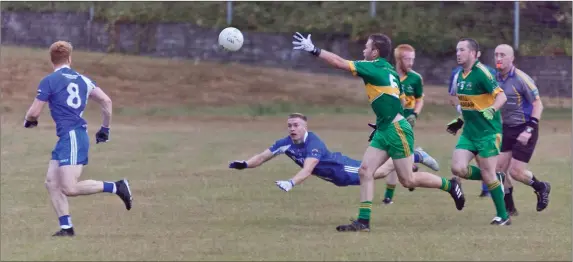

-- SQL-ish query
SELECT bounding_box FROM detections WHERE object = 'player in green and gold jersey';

[292,32,466,232]
[381,44,441,204]
[396,44,424,126]
[450,38,510,225]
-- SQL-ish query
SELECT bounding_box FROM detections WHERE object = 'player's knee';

[45,178,59,191]
[496,159,510,173]
[358,165,374,178]
[61,185,79,196]
[450,163,467,177]
[399,177,415,188]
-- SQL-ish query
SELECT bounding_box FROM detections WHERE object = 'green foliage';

[2,1,571,56]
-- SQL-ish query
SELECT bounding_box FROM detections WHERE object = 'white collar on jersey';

[54,65,71,72]
[294,131,309,144]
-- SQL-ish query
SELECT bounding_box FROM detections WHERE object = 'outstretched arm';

[292,32,352,72]
[245,149,275,168]
[317,50,353,72]
[230,149,275,170]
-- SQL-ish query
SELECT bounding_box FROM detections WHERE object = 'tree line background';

[2,1,571,58]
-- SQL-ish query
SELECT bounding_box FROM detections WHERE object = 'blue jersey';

[448,66,463,96]
[36,66,96,137]
[269,132,361,186]
[449,64,496,96]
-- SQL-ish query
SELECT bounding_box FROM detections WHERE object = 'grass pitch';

[1,46,571,261]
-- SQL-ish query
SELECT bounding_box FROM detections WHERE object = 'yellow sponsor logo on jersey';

[365,84,400,103]
[458,88,502,111]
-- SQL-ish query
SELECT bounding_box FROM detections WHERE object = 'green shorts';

[370,119,414,159]
[455,133,502,158]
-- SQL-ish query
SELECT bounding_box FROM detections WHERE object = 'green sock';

[384,185,396,199]
[488,181,509,220]
[358,201,373,221]
[439,177,451,192]
[467,165,482,180]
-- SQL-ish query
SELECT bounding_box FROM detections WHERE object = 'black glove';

[406,113,417,128]
[446,118,464,135]
[24,119,38,128]
[368,123,377,142]
[229,160,248,170]
[95,126,110,144]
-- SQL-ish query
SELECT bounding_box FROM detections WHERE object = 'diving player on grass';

[228,113,438,191]
[23,41,133,237]
[290,32,465,232]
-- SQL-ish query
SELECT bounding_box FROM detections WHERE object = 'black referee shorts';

[500,124,538,163]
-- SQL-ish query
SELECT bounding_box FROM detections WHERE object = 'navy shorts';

[51,126,90,166]
[314,164,361,187]
[501,124,538,163]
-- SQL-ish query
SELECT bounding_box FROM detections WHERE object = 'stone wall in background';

[2,11,571,97]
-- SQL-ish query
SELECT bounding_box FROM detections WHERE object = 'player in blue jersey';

[23,41,133,237]
[446,50,497,198]
[228,113,439,194]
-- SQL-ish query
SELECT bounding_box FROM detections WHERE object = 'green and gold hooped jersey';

[349,58,403,130]
[399,70,424,111]
[456,61,504,137]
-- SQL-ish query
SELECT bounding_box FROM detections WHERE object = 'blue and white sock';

[103,182,117,194]
[414,151,422,163]
[59,215,73,229]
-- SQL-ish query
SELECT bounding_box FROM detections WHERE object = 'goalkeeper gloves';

[95,126,110,144]
[480,106,497,120]
[24,118,38,128]
[292,32,321,56]
[229,160,248,170]
[446,118,464,135]
[275,179,295,192]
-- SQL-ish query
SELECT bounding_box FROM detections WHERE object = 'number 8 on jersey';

[36,66,96,166]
